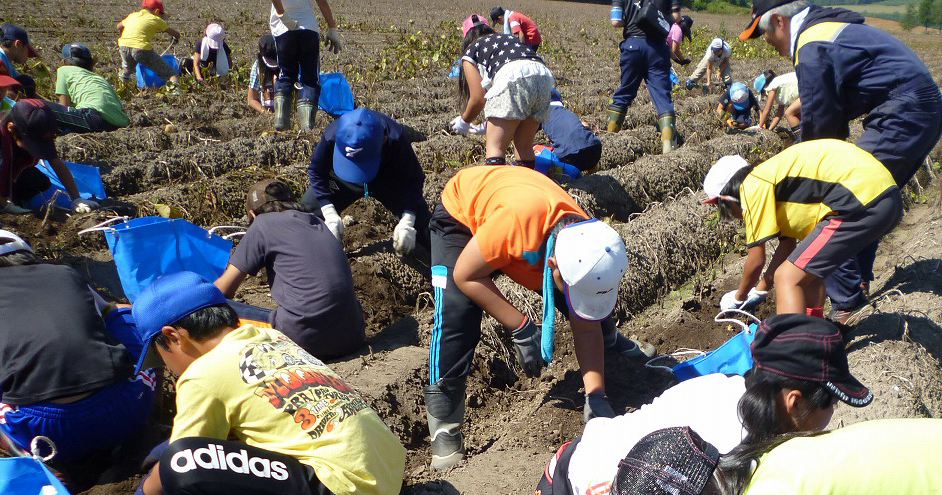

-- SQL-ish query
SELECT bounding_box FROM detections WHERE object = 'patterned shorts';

[484,71,554,122]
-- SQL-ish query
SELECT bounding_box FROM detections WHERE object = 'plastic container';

[136,55,180,88]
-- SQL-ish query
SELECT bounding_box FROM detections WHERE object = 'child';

[50,42,129,133]
[116,0,181,87]
[703,140,902,317]
[214,179,366,360]
[754,69,799,130]
[269,0,343,131]
[0,100,97,214]
[183,23,232,83]
[0,230,155,472]
[0,74,19,118]
[685,37,732,89]
[451,14,554,168]
[132,272,406,495]
[247,34,279,113]
[541,89,602,174]
[667,15,693,66]
[537,314,872,495]
[489,6,542,52]
[0,24,40,79]
[425,165,654,470]
[300,108,431,259]
[716,82,758,130]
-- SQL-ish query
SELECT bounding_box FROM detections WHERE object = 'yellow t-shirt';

[744,418,942,494]
[170,325,406,495]
[741,139,896,247]
[117,10,168,50]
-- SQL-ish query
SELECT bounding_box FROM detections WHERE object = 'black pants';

[275,29,321,102]
[44,101,121,134]
[11,166,51,206]
[534,437,580,495]
[157,437,334,495]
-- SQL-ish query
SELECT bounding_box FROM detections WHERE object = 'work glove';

[584,392,616,422]
[1,201,31,214]
[740,288,768,312]
[511,316,545,378]
[678,58,691,65]
[469,122,487,135]
[450,116,472,136]
[71,198,99,213]
[278,14,299,30]
[392,212,417,256]
[320,203,343,241]
[324,29,343,54]
[720,290,745,311]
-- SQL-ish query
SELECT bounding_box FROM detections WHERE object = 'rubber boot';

[274,93,292,131]
[297,99,316,131]
[658,113,679,154]
[425,378,466,471]
[606,104,627,133]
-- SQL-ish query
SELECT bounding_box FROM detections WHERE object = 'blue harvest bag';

[80,217,232,302]
[0,457,71,495]
[534,148,582,181]
[136,55,180,88]
[25,160,107,210]
[318,72,354,117]
[647,310,759,382]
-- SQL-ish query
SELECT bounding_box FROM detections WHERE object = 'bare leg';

[774,261,824,314]
[511,118,541,162]
[485,117,520,160]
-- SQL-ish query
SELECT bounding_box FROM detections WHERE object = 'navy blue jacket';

[542,105,601,161]
[794,6,936,141]
[307,112,426,214]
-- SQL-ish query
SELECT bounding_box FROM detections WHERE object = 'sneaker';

[607,332,656,358]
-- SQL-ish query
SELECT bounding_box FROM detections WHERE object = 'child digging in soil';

[685,37,732,90]
[425,165,655,471]
[132,271,405,495]
[489,6,542,52]
[538,89,602,175]
[703,140,902,317]
[754,69,800,132]
[451,14,554,168]
[716,81,759,130]
[49,42,130,133]
[536,314,873,495]
[116,0,181,89]
[247,35,280,113]
[182,23,233,84]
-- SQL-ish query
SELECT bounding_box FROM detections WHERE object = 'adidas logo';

[170,444,290,480]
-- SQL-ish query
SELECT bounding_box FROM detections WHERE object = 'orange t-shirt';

[440,166,587,290]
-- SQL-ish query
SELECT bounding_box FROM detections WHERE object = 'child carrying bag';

[79,217,235,302]
[646,309,759,381]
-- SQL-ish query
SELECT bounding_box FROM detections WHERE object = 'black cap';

[739,0,795,40]
[258,34,278,69]
[613,427,720,495]
[0,24,39,58]
[680,15,694,42]
[490,6,504,23]
[61,42,93,65]
[5,99,58,160]
[751,314,873,407]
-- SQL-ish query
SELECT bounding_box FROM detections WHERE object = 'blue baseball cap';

[730,82,750,111]
[753,73,767,94]
[61,42,92,64]
[332,108,384,184]
[131,271,228,373]
[0,24,39,58]
[550,89,562,103]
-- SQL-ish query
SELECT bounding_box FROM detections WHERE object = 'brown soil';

[2,1,942,494]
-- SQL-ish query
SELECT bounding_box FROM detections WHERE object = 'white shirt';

[565,373,747,495]
[705,42,732,63]
[788,7,812,59]
[767,72,799,105]
[269,0,320,37]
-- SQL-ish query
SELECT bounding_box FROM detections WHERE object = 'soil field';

[2,1,942,494]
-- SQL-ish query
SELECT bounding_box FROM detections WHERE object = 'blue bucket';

[136,55,180,88]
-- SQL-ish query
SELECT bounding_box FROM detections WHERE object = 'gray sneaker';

[607,332,656,358]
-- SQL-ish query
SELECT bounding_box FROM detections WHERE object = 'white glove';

[71,198,99,213]
[324,29,343,54]
[278,14,299,30]
[1,201,32,214]
[469,122,487,135]
[392,212,417,256]
[720,290,745,311]
[321,203,343,241]
[450,116,472,136]
[741,287,769,312]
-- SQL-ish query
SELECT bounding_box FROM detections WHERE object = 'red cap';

[142,0,165,12]
[0,74,20,88]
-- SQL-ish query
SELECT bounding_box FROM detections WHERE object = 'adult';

[451,14,554,168]
[183,23,232,82]
[133,272,405,495]
[607,0,682,154]
[685,37,732,89]
[214,179,366,360]
[52,42,130,133]
[300,108,431,259]
[489,6,542,52]
[667,15,693,66]
[247,35,279,113]
[702,141,900,317]
[0,230,155,468]
[739,0,942,322]
[269,0,343,131]
[426,165,654,470]
[536,314,871,495]
[754,69,800,130]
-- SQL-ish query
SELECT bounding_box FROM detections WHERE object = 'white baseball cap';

[710,38,724,50]
[702,155,749,204]
[554,219,628,321]
[0,229,32,256]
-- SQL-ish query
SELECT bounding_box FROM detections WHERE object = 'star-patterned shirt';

[461,34,543,80]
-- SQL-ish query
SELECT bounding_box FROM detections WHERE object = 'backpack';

[625,0,671,38]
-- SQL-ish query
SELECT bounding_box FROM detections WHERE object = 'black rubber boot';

[424,377,466,471]
[297,99,315,131]
[274,92,292,131]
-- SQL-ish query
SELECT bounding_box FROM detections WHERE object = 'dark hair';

[716,164,756,220]
[0,247,39,267]
[457,22,495,111]
[490,6,504,23]
[712,368,833,494]
[256,36,279,93]
[761,70,776,92]
[13,74,36,98]
[68,54,95,71]
[0,40,14,50]
[153,304,238,349]
[252,200,307,218]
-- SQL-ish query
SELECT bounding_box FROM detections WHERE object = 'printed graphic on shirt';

[238,336,369,440]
